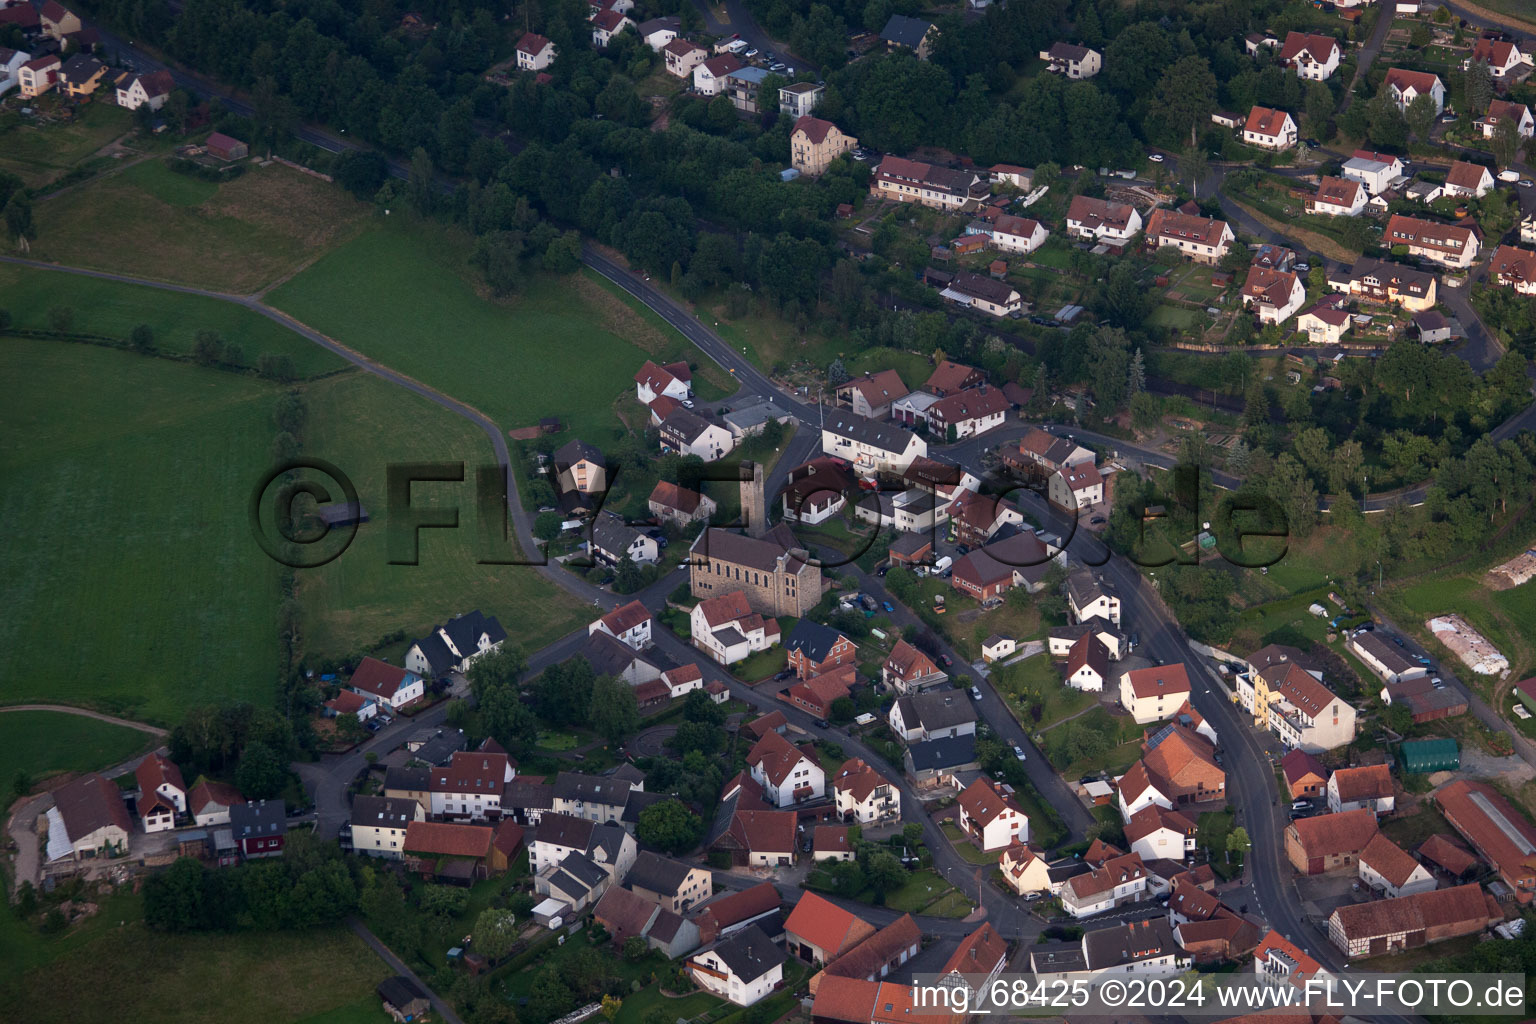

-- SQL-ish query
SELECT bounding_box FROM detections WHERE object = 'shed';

[1401,738,1458,773]
[205,132,249,161]
[377,976,430,1021]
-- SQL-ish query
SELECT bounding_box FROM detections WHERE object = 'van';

[1499,169,1521,183]
[725,39,747,53]
[933,555,953,574]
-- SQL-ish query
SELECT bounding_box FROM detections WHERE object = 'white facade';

[690,948,782,1006]
[820,423,927,476]
[1341,154,1405,195]
[751,753,826,808]
[0,49,26,97]
[352,804,424,859]
[991,219,1048,254]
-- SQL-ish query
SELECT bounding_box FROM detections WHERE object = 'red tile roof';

[1383,67,1442,96]
[726,808,797,854]
[824,914,921,979]
[784,891,874,956]
[1065,632,1110,681]
[1244,105,1293,139]
[650,480,704,515]
[1145,207,1232,248]
[1416,833,1479,877]
[814,824,853,855]
[1067,194,1138,232]
[811,977,881,1024]
[1289,808,1378,859]
[1253,929,1325,985]
[404,820,494,859]
[135,753,185,803]
[884,639,939,682]
[1435,779,1536,898]
[599,599,652,635]
[1122,663,1192,700]
[1314,175,1363,209]
[430,751,508,794]
[1490,245,1536,287]
[55,772,133,840]
[1330,763,1392,804]
[793,115,839,145]
[832,758,885,802]
[1278,31,1339,64]
[516,31,552,55]
[1445,160,1492,192]
[1359,833,1422,888]
[940,922,1007,977]
[1281,749,1328,788]
[923,360,982,395]
[189,779,245,816]
[1471,37,1521,66]
[956,777,1023,828]
[1331,882,1497,940]
[1123,804,1196,844]
[349,656,417,699]
[694,881,780,937]
[700,54,742,77]
[746,730,816,787]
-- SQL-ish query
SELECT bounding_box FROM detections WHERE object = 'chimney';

[741,460,767,539]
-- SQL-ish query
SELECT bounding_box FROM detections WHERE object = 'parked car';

[682,399,695,408]
[970,687,983,701]
[744,48,759,57]
[1090,516,1106,524]
[815,718,830,729]
[882,601,894,613]
[1013,746,1027,761]
[1148,153,1165,163]
[939,654,953,667]
[1291,799,1311,812]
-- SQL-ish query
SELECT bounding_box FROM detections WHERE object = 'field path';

[0,704,168,737]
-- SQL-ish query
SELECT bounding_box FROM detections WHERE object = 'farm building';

[1401,738,1458,773]
[205,132,249,161]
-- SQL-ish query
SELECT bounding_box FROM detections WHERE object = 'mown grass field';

[33,159,370,293]
[0,339,287,723]
[0,711,156,787]
[297,370,591,661]
[0,888,391,1024]
[269,222,731,442]
[0,104,134,188]
[0,263,346,379]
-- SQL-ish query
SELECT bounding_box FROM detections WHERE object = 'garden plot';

[1427,615,1510,676]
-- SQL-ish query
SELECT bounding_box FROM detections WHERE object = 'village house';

[1328,883,1500,958]
[230,800,287,859]
[880,639,947,694]
[1144,208,1234,264]
[516,32,556,70]
[1050,462,1106,511]
[1066,570,1120,625]
[1119,663,1192,724]
[1254,930,1331,992]
[746,730,826,806]
[785,619,858,678]
[1285,808,1378,874]
[817,914,922,988]
[628,850,712,913]
[662,37,707,77]
[116,69,174,110]
[781,664,855,720]
[1436,779,1536,903]
[833,758,898,824]
[870,156,988,211]
[1351,630,1429,684]
[790,116,856,176]
[1443,160,1495,199]
[635,359,693,404]
[924,359,986,397]
[1241,265,1307,324]
[890,689,978,743]
[349,657,425,710]
[1007,428,1095,476]
[350,795,424,859]
[938,273,1023,319]
[45,772,132,862]
[428,750,512,821]
[1331,257,1436,310]
[879,14,939,59]
[591,512,660,567]
[950,530,1059,603]
[786,891,875,965]
[189,780,245,827]
[553,438,608,496]
[693,884,782,946]
[530,812,637,885]
[689,525,819,616]
[1124,804,1197,862]
[39,0,81,40]
[1308,175,1368,217]
[1136,723,1225,806]
[693,53,742,95]
[712,808,797,867]
[404,610,506,679]
[835,370,907,419]
[1489,245,1536,295]
[649,481,716,525]
[1030,919,1190,980]
[812,824,855,863]
[1341,149,1406,195]
[778,458,855,526]
[1281,749,1329,800]
[1382,67,1445,113]
[1298,297,1353,344]
[820,411,927,476]
[1066,195,1143,245]
[1039,41,1101,78]
[1477,98,1534,139]
[634,15,679,50]
[689,589,781,666]
[1063,633,1111,692]
[134,753,187,833]
[0,47,26,96]
[659,408,735,462]
[402,821,502,882]
[588,599,653,651]
[1243,106,1298,150]
[956,777,1029,850]
[1328,763,1395,816]
[551,770,643,824]
[1060,851,1151,918]
[1049,621,1123,660]
[18,54,61,97]
[590,9,635,46]
[938,923,1009,999]
[779,81,823,118]
[1278,31,1342,80]
[1239,657,1357,753]
[982,635,1016,663]
[1358,833,1435,898]
[1464,35,1531,77]
[999,843,1052,895]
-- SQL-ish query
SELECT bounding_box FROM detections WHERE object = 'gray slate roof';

[897,690,977,732]
[709,924,786,983]
[880,13,933,48]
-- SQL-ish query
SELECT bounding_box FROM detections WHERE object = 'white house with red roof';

[1060,850,1150,918]
[635,359,692,404]
[999,843,1051,895]
[591,9,634,46]
[1477,99,1534,140]
[990,214,1048,254]
[116,69,174,110]
[1382,68,1445,113]
[1066,195,1142,244]
[1298,296,1352,344]
[1490,245,1536,296]
[1049,462,1104,511]
[747,731,825,806]
[588,598,653,650]
[689,590,781,665]
[1063,633,1111,692]
[694,53,742,95]
[1278,31,1341,80]
[516,32,556,71]
[1124,805,1197,862]
[348,656,425,710]
[662,38,707,77]
[1144,208,1234,264]
[1242,106,1297,150]
[1308,175,1367,217]
[1241,266,1306,325]
[661,663,705,698]
[832,758,898,823]
[939,923,1009,997]
[1116,761,1174,819]
[1443,160,1495,199]
[926,385,1009,440]
[1385,214,1480,269]
[135,753,187,833]
[957,777,1029,850]
[325,688,378,722]
[429,750,511,819]
[18,54,60,98]
[1118,664,1192,724]
[1464,36,1531,78]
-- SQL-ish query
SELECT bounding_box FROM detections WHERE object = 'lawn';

[1196,809,1242,880]
[992,654,1098,732]
[0,711,157,787]
[296,370,592,662]
[0,263,347,380]
[33,160,371,293]
[614,987,722,1024]
[939,821,996,865]
[269,222,732,443]
[0,912,392,1024]
[731,644,789,682]
[0,103,134,187]
[882,868,974,917]
[294,997,394,1024]
[537,730,580,751]
[0,339,288,723]
[1389,569,1533,686]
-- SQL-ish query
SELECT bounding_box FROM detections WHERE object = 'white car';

[1148,154,1165,163]
[1013,746,1027,761]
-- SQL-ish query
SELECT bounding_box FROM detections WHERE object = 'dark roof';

[502,778,556,811]
[629,851,695,896]
[708,924,786,983]
[411,729,467,766]
[58,54,103,84]
[880,13,933,47]
[229,800,288,841]
[352,795,420,830]
[581,629,657,678]
[785,619,853,664]
[553,771,634,807]
[554,438,605,468]
[1083,918,1179,971]
[821,411,921,455]
[592,512,646,559]
[896,690,978,732]
[905,733,976,772]
[690,524,809,573]
[552,851,610,894]
[622,789,671,824]
[54,773,133,841]
[385,765,431,792]
[377,976,427,1009]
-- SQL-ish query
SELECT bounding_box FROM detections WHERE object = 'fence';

[271,155,334,182]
